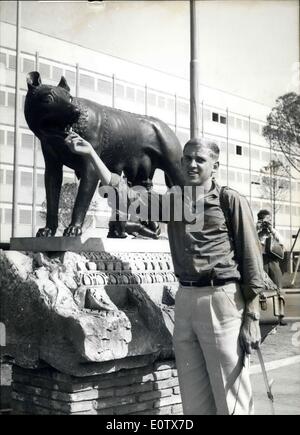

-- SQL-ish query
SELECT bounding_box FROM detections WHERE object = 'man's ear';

[213,161,220,171]
[27,71,42,90]
[58,76,70,92]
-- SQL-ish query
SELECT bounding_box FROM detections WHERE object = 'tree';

[40,182,98,234]
[263,92,300,173]
[259,159,290,227]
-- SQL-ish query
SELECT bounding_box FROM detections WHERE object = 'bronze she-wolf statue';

[24,71,184,238]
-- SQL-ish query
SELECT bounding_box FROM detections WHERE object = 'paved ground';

[251,362,300,415]
[254,321,300,364]
[284,292,300,318]
[283,272,300,289]
[250,321,300,415]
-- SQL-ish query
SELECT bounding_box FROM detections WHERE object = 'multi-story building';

[1,21,300,249]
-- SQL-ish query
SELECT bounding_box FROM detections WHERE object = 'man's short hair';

[183,138,220,161]
[257,209,271,220]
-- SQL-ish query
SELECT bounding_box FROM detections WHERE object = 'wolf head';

[24,71,81,139]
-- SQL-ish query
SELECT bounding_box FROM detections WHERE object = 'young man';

[65,133,264,415]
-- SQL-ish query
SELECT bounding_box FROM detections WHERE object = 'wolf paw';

[36,227,56,237]
[63,225,82,237]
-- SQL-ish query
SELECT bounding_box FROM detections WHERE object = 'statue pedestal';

[9,236,171,253]
[11,361,182,415]
[1,237,182,415]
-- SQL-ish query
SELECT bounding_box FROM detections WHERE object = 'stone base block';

[11,361,183,415]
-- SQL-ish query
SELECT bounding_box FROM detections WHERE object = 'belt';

[179,278,238,287]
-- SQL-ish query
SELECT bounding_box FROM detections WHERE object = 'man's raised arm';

[65,132,112,185]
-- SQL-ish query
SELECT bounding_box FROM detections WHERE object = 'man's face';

[261,214,272,223]
[181,145,219,186]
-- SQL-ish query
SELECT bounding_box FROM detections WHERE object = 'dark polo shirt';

[108,174,264,299]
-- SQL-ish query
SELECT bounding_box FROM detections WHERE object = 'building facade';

[0,21,299,248]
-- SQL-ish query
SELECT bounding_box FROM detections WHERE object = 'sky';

[0,0,299,106]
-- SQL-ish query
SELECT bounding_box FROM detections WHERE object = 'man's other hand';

[239,316,261,354]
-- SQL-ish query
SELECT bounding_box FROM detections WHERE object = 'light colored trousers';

[173,282,254,415]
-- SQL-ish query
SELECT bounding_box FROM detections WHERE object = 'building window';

[80,73,95,90]
[236,118,242,129]
[166,98,174,111]
[202,108,210,121]
[136,89,145,104]
[52,66,64,82]
[243,119,249,130]
[21,171,33,187]
[4,208,12,224]
[228,143,235,155]
[126,86,135,101]
[37,174,44,188]
[39,63,51,79]
[116,83,124,98]
[236,145,242,155]
[212,112,219,122]
[22,58,35,73]
[97,79,112,95]
[148,92,157,106]
[0,52,6,67]
[19,209,32,225]
[228,116,235,127]
[243,173,249,184]
[22,133,34,149]
[65,70,75,86]
[7,131,14,146]
[0,168,4,184]
[6,169,13,185]
[220,115,227,125]
[0,129,4,145]
[157,96,165,109]
[262,151,270,162]
[178,101,189,114]
[251,122,260,134]
[252,201,261,210]
[220,169,227,180]
[0,208,2,224]
[8,54,16,70]
[228,170,235,181]
[8,92,15,107]
[0,90,6,106]
[251,149,260,160]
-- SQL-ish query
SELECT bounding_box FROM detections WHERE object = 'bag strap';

[219,185,233,239]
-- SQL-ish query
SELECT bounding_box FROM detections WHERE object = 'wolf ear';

[58,76,70,92]
[27,71,42,90]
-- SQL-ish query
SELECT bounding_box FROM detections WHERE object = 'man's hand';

[65,132,93,156]
[239,315,261,355]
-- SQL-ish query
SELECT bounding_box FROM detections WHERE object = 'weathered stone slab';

[0,244,178,377]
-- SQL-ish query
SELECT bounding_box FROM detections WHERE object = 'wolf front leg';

[36,161,63,237]
[63,165,99,237]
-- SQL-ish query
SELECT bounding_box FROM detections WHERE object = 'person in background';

[256,209,284,289]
